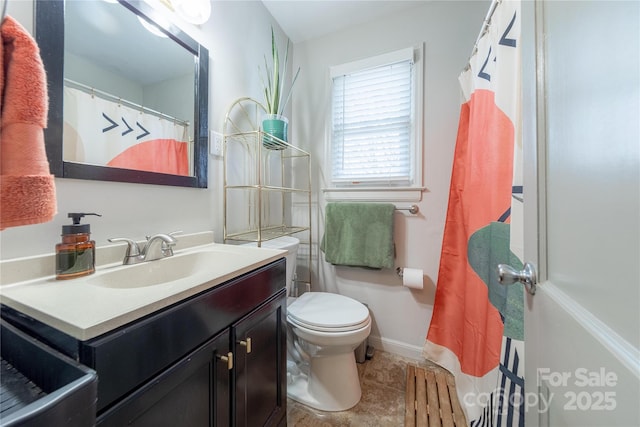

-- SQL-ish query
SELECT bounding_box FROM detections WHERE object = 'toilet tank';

[244,237,299,291]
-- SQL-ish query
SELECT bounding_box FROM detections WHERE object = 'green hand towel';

[320,202,395,269]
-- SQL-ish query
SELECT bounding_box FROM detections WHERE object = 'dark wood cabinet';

[98,329,231,427]
[98,289,286,427]
[233,294,286,427]
[1,259,287,427]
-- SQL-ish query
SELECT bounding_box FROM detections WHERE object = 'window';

[326,47,423,201]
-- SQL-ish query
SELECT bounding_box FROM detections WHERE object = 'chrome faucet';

[109,232,180,265]
[143,234,177,261]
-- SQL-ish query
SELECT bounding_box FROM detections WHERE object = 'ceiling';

[260,0,429,44]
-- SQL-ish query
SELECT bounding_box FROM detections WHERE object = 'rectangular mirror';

[35,0,209,188]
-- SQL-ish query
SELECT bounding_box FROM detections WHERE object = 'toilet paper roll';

[402,268,424,289]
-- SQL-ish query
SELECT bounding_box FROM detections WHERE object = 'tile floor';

[286,350,432,426]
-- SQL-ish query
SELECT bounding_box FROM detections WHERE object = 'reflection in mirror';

[64,1,195,175]
[35,0,209,188]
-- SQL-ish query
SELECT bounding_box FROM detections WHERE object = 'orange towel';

[1,16,57,230]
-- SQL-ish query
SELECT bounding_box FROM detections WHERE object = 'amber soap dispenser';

[56,213,101,280]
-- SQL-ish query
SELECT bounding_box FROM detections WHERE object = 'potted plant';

[260,27,300,149]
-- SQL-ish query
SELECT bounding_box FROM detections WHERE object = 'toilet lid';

[287,292,370,330]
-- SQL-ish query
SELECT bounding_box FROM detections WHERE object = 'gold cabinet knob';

[238,337,252,354]
[217,351,233,370]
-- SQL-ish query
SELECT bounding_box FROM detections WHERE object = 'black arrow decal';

[102,113,118,133]
[478,46,492,81]
[499,12,517,48]
[121,118,134,136]
[136,122,150,140]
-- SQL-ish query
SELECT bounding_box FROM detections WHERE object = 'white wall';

[0,1,286,259]
[2,0,491,360]
[292,1,489,357]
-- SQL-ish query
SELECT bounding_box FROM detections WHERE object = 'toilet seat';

[287,292,370,332]
[287,315,370,333]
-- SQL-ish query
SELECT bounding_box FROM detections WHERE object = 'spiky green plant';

[260,27,300,116]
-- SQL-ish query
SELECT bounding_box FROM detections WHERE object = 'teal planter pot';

[262,115,288,150]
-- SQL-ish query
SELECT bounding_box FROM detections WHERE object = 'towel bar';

[395,205,419,214]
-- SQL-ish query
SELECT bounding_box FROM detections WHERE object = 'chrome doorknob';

[497,262,537,295]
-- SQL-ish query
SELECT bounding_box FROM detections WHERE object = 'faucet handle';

[168,230,183,239]
[161,234,178,252]
[159,231,181,251]
[142,233,177,260]
[108,238,141,257]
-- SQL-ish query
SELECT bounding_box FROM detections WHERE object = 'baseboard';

[368,335,425,362]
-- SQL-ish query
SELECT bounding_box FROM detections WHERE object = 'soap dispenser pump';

[56,213,101,280]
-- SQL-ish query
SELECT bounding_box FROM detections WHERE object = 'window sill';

[322,186,425,202]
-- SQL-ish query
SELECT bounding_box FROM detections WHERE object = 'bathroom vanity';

[0,237,287,426]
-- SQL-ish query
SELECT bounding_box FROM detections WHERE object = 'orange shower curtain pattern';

[427,88,515,374]
[107,139,189,176]
[424,1,521,425]
[63,87,190,176]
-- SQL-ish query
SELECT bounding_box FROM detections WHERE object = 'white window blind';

[330,48,416,186]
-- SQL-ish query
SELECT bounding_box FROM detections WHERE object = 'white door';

[518,1,640,426]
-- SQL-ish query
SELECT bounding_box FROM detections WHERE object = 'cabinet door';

[98,329,232,427]
[232,290,286,427]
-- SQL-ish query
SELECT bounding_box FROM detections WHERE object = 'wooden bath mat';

[405,364,467,427]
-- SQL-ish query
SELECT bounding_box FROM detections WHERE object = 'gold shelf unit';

[223,98,312,293]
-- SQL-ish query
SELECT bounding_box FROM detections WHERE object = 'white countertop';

[0,233,285,341]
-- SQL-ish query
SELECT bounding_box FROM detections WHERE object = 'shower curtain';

[423,1,524,426]
[63,87,190,176]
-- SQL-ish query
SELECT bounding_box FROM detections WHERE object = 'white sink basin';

[0,241,285,340]
[87,249,235,289]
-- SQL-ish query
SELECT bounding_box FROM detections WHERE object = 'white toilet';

[255,236,371,411]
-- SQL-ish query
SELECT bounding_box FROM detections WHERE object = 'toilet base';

[287,351,361,411]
